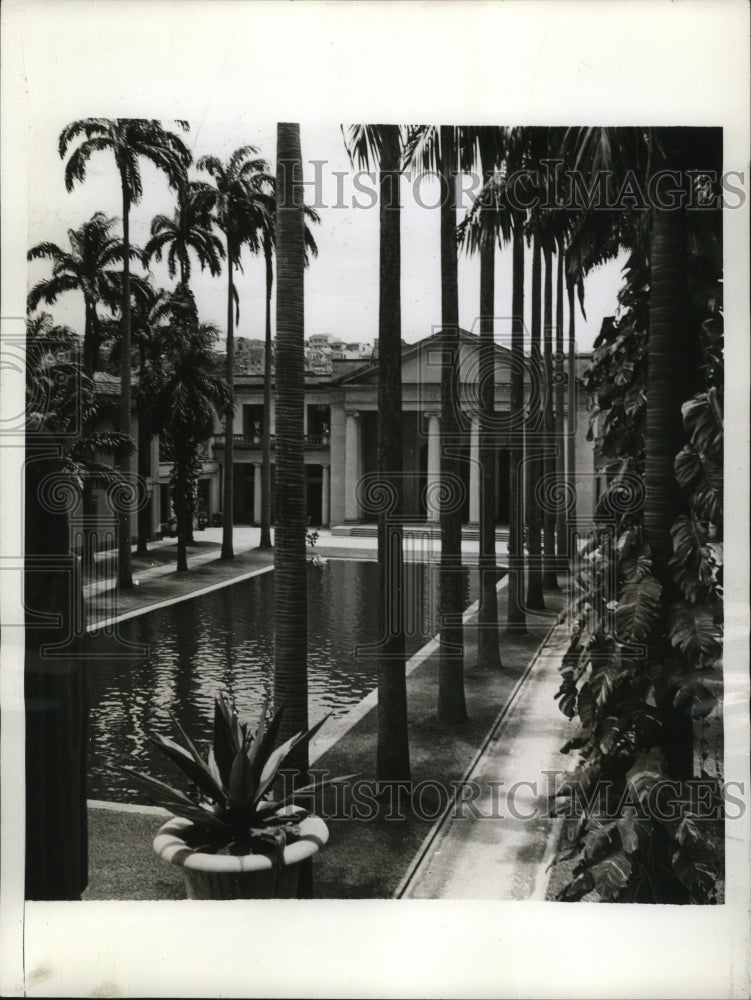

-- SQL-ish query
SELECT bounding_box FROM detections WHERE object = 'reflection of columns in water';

[426,412,441,522]
[345,410,361,521]
[321,464,330,527]
[469,417,480,524]
[253,463,262,524]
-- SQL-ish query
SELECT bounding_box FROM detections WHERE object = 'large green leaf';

[674,444,722,523]
[669,515,721,602]
[590,850,633,900]
[672,845,722,902]
[615,574,662,642]
[617,812,650,855]
[582,820,620,865]
[556,870,595,902]
[576,683,594,728]
[681,390,723,457]
[625,748,667,802]
[621,542,652,582]
[673,679,718,719]
[668,601,722,665]
[589,644,622,707]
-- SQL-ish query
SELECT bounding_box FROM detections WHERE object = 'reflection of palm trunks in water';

[85,560,493,803]
[25,447,88,900]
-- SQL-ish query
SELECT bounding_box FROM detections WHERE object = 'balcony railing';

[212,433,330,449]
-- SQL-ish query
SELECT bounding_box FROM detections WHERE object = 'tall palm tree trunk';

[506,222,528,632]
[136,341,150,556]
[525,234,545,611]
[178,266,195,547]
[118,183,134,589]
[566,276,578,557]
[542,242,559,589]
[645,206,688,583]
[273,123,309,780]
[83,300,96,377]
[477,229,502,669]
[555,249,568,561]
[82,300,98,577]
[438,125,467,725]
[376,125,411,781]
[221,253,235,560]
[174,457,189,573]
[259,237,273,549]
[647,203,693,779]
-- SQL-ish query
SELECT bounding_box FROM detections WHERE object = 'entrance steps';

[331,522,510,543]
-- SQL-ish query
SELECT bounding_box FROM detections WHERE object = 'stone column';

[345,410,361,521]
[253,463,262,524]
[426,411,441,522]
[209,467,219,521]
[469,417,480,524]
[150,436,161,536]
[321,464,330,527]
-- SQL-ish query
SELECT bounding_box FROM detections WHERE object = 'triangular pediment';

[338,330,513,387]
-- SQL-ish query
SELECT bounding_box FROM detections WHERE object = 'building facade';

[94,331,597,542]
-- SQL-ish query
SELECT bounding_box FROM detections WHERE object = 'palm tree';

[456,127,508,670]
[149,286,231,573]
[128,278,172,555]
[197,146,271,561]
[256,195,319,551]
[259,221,275,551]
[145,178,226,547]
[345,123,411,782]
[565,263,578,549]
[484,127,532,635]
[524,232,546,612]
[27,212,131,375]
[479,235,503,665]
[558,127,698,580]
[28,212,140,575]
[145,180,225,287]
[405,124,468,724]
[542,239,559,589]
[59,118,191,589]
[555,246,568,559]
[273,123,309,779]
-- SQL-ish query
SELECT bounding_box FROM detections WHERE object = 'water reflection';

[86,559,483,802]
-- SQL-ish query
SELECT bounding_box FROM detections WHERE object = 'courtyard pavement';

[83,526,575,901]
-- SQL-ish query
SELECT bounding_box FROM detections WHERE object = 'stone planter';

[153,815,329,900]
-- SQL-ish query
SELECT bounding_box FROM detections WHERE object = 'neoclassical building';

[199,331,596,535]
[94,331,596,541]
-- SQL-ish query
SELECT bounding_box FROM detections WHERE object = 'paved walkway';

[397,618,572,899]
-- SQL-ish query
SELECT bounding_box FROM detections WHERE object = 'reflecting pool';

[86,559,487,801]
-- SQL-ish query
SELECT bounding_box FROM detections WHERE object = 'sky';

[26,117,628,355]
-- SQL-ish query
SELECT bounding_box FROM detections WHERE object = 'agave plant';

[122,692,350,857]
